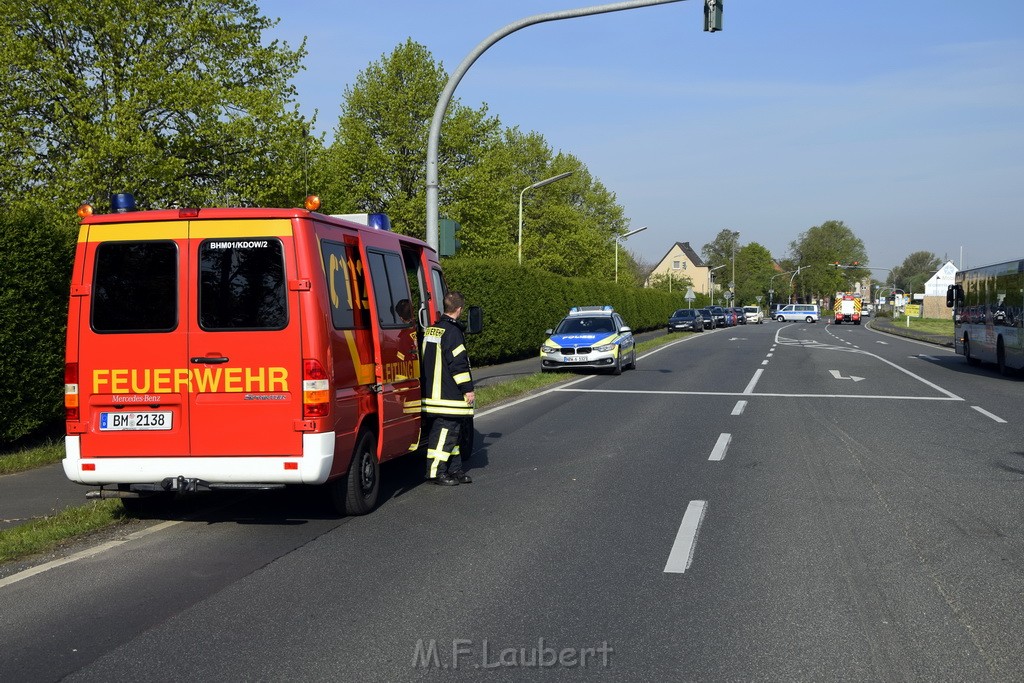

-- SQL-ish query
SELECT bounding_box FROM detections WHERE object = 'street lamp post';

[615,226,647,282]
[518,171,573,265]
[768,270,795,311]
[789,264,816,303]
[708,265,725,306]
[425,0,693,252]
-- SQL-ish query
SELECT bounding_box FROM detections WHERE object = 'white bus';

[947,259,1024,375]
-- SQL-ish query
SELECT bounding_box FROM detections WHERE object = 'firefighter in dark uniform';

[421,291,475,486]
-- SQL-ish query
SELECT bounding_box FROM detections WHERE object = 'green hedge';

[0,207,77,444]
[441,258,690,365]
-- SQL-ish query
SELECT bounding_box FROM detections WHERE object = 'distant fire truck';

[833,292,862,325]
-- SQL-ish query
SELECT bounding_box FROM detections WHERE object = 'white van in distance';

[774,304,820,323]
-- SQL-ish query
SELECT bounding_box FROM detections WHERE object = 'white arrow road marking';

[729,337,747,341]
[830,369,866,382]
[916,355,940,361]
[876,341,889,344]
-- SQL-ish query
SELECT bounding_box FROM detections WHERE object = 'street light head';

[528,171,573,191]
[622,226,648,239]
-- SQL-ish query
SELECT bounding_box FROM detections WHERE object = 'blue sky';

[257,0,1023,273]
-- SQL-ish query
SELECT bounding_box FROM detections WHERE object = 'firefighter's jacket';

[421,315,474,417]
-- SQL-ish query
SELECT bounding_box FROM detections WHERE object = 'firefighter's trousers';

[425,415,463,479]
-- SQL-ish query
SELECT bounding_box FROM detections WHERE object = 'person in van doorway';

[421,291,475,486]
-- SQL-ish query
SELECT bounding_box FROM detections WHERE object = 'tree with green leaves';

[787,220,869,303]
[318,39,501,237]
[701,229,742,272]
[320,40,627,279]
[0,0,313,212]
[892,251,941,294]
[734,242,776,305]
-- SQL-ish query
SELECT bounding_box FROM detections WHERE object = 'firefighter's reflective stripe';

[452,344,466,357]
[423,398,473,416]
[453,372,471,384]
[427,427,451,478]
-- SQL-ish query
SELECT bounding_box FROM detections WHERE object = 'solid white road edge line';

[0,520,181,590]
[664,500,708,574]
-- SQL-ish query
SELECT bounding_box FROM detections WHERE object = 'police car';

[540,306,636,374]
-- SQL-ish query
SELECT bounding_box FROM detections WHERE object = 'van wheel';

[776,315,785,322]
[805,316,814,323]
[332,429,379,515]
[964,335,981,366]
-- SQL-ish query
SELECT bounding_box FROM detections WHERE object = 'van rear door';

[186,220,303,457]
[76,223,191,457]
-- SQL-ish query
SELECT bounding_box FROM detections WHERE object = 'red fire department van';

[63,194,476,514]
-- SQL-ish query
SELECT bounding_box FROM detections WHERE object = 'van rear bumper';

[63,433,335,486]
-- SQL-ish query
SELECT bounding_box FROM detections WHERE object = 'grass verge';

[0,330,692,567]
[0,439,65,476]
[892,316,954,336]
[0,499,127,565]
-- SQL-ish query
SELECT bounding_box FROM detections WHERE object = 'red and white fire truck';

[833,292,862,325]
[63,193,478,515]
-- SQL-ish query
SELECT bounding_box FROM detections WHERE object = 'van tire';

[805,316,814,323]
[333,428,380,515]
[776,315,784,322]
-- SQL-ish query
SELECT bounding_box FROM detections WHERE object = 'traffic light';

[439,218,461,256]
[704,0,723,32]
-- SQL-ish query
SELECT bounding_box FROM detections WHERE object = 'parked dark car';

[667,308,704,333]
[696,307,717,329]
[709,306,729,327]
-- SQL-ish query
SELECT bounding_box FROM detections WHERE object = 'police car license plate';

[565,355,589,362]
[100,411,172,431]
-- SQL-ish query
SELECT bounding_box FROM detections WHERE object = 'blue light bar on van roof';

[329,212,392,231]
[367,213,391,231]
[110,193,136,213]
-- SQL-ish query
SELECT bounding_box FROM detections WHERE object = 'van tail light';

[303,359,330,418]
[64,363,80,421]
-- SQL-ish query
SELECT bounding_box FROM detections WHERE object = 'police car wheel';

[612,356,623,375]
[333,428,380,515]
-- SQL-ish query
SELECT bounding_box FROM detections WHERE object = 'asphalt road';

[3,321,1023,681]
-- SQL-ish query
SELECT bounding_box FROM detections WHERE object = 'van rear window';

[92,241,178,333]
[199,238,287,330]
